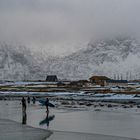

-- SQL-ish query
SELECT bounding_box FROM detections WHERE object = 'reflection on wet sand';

[39,111,55,128]
[22,111,27,125]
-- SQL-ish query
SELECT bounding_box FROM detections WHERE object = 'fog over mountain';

[0,43,45,81]
[0,0,140,80]
[44,37,140,80]
[1,0,140,55]
[1,37,140,81]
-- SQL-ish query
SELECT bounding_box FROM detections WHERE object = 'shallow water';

[0,101,140,139]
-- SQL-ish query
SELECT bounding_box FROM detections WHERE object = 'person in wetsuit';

[21,97,26,112]
[32,96,36,104]
[27,96,30,104]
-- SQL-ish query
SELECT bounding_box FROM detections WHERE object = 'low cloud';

[0,0,140,55]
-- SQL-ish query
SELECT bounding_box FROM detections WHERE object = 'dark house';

[46,75,58,82]
[89,76,111,86]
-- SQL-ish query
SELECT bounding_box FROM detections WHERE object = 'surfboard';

[39,100,55,107]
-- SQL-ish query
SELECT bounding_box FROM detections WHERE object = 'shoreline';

[0,100,140,139]
[1,93,140,104]
[0,119,51,140]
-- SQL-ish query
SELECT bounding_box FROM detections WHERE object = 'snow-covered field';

[0,81,140,103]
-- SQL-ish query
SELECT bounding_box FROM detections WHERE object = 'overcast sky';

[0,0,140,56]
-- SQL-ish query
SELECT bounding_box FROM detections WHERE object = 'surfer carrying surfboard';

[39,98,55,109]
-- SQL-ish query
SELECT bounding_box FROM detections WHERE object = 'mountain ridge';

[45,37,140,80]
[0,37,140,81]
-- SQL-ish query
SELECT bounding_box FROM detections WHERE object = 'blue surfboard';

[39,100,55,107]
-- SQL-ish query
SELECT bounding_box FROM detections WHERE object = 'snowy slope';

[44,37,140,80]
[0,43,44,81]
[1,37,140,81]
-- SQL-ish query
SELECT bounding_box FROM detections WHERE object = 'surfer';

[32,96,36,104]
[45,98,49,112]
[39,98,54,111]
[27,96,30,104]
[21,97,26,112]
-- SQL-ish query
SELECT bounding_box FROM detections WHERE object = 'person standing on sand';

[21,97,26,112]
[27,96,30,104]
[45,98,49,112]
[32,96,36,104]
[21,97,27,125]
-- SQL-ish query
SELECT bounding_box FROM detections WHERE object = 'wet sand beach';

[0,100,140,140]
[0,119,51,140]
[47,131,138,140]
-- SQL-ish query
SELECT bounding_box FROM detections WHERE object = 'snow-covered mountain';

[0,43,45,81]
[1,37,140,81]
[45,37,140,80]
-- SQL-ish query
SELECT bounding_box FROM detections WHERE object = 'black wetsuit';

[32,97,36,104]
[27,97,30,104]
[22,98,26,111]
